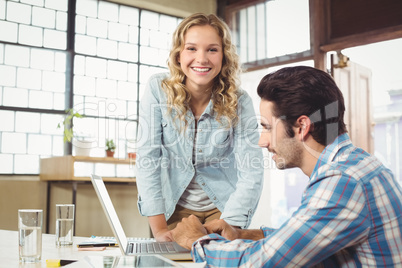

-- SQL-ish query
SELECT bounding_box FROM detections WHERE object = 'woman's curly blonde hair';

[162,13,241,130]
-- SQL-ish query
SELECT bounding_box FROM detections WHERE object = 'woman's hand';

[148,214,173,242]
[172,215,208,249]
[154,229,174,242]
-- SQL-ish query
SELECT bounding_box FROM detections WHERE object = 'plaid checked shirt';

[191,134,402,267]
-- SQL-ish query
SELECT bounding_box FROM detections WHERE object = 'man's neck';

[300,138,326,177]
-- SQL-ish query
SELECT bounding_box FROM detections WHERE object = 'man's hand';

[171,215,208,249]
[205,219,264,241]
[203,219,241,240]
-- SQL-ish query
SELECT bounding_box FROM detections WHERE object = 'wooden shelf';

[40,155,136,182]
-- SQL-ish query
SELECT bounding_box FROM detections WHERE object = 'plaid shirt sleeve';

[191,171,371,267]
[189,134,402,267]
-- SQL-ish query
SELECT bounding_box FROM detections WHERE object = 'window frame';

[0,0,181,175]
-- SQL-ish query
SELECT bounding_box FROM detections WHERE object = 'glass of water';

[18,209,43,263]
[55,204,75,247]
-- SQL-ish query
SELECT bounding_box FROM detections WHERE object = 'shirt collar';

[186,99,214,121]
[203,99,214,116]
[311,133,352,178]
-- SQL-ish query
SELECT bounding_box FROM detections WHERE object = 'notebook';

[90,174,192,261]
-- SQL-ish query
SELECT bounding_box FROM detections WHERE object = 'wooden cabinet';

[39,156,136,234]
[40,155,136,182]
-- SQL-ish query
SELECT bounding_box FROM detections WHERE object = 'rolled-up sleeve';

[136,74,165,216]
[220,91,264,228]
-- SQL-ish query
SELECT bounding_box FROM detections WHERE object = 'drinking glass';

[55,204,75,247]
[18,209,43,263]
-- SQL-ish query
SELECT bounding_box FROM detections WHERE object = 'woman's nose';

[196,51,208,64]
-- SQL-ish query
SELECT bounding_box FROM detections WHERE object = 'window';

[230,0,310,69]
[0,0,180,174]
[229,0,312,228]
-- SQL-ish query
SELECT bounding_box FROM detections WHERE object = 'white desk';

[0,230,204,267]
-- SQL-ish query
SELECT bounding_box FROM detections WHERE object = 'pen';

[78,246,106,251]
[77,242,117,248]
[46,259,77,267]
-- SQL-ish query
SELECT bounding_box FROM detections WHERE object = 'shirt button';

[198,149,202,153]
[202,183,205,186]
[213,197,216,200]
[167,213,170,216]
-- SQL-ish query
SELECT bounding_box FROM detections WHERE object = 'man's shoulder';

[327,147,392,183]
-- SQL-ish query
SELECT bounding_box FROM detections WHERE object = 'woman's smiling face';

[178,25,223,92]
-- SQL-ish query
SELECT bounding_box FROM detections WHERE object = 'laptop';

[90,174,192,261]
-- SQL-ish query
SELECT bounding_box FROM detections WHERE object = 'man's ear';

[296,115,312,141]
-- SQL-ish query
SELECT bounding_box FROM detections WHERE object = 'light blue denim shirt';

[136,73,264,228]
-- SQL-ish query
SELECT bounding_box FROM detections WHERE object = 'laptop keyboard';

[128,242,176,254]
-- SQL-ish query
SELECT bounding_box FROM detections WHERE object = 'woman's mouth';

[192,67,211,73]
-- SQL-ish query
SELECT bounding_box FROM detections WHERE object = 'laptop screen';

[91,174,128,253]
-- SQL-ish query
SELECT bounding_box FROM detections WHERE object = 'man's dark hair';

[257,66,347,146]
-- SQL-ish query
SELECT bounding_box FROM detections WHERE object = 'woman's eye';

[187,47,196,51]
[209,48,218,52]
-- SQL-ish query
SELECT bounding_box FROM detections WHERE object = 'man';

[171,66,402,267]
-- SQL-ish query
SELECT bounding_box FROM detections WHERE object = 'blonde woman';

[136,13,263,242]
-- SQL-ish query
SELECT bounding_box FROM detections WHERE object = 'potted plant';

[105,139,116,157]
[58,109,92,156]
[58,109,84,143]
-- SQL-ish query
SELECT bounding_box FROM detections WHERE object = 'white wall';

[109,0,216,17]
[0,0,217,237]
